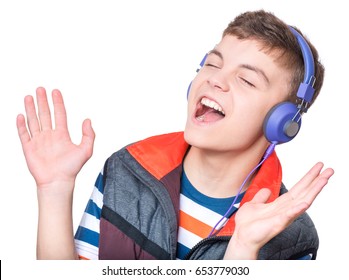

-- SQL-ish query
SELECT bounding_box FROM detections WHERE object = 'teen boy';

[16,10,334,260]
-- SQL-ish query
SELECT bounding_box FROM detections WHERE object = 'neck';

[183,142,270,198]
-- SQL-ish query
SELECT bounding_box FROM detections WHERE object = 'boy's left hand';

[224,162,334,259]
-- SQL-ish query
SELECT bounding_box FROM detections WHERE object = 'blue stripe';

[181,170,244,216]
[75,226,100,247]
[176,242,190,260]
[94,173,104,193]
[84,199,102,219]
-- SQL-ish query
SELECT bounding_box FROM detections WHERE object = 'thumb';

[79,118,95,158]
[250,188,272,204]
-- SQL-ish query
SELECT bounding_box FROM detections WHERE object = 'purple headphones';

[188,26,316,145]
[263,27,316,144]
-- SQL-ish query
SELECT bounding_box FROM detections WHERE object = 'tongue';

[198,108,224,122]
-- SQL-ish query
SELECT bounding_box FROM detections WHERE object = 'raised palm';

[232,162,334,252]
[17,87,95,188]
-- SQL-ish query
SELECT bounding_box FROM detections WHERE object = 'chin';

[184,122,268,154]
[184,125,205,147]
[184,125,225,151]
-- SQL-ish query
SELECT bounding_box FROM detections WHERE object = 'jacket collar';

[127,132,188,180]
[127,131,282,236]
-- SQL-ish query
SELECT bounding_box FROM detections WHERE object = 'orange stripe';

[179,210,213,238]
[78,255,90,260]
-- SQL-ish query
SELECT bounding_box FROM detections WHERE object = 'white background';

[0,0,347,274]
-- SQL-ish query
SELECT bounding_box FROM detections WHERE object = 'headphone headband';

[289,26,316,103]
[263,26,317,144]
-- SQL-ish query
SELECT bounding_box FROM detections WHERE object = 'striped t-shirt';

[74,171,104,260]
[176,171,243,259]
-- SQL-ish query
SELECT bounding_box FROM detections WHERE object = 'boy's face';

[184,35,292,153]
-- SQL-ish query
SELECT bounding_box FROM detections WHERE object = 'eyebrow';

[208,49,270,85]
[239,64,270,85]
[208,49,223,60]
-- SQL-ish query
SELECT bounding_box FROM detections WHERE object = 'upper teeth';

[201,97,225,115]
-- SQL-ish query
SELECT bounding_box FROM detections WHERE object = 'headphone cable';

[207,142,276,237]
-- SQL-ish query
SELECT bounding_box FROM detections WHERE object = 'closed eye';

[205,63,220,69]
[240,77,255,88]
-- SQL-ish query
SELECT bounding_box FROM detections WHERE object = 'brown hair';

[223,10,324,108]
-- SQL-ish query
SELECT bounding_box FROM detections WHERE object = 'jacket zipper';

[184,235,231,260]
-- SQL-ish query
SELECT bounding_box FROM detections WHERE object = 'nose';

[207,70,230,92]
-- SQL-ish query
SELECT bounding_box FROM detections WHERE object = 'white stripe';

[75,239,98,260]
[177,227,202,249]
[180,194,226,227]
[90,186,103,209]
[79,212,100,233]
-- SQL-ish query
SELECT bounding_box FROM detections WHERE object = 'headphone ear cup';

[263,102,302,144]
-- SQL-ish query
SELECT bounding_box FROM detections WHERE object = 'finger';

[301,168,334,206]
[24,94,41,137]
[52,89,68,131]
[289,162,325,198]
[36,87,52,131]
[285,201,309,222]
[79,119,95,159]
[16,114,31,146]
[299,162,324,185]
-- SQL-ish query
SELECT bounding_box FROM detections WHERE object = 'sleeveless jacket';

[98,132,319,260]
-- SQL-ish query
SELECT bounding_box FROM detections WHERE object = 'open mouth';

[195,97,225,123]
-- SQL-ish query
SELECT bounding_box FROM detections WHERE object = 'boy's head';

[184,10,324,153]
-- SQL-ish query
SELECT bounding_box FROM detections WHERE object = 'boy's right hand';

[16,87,95,190]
